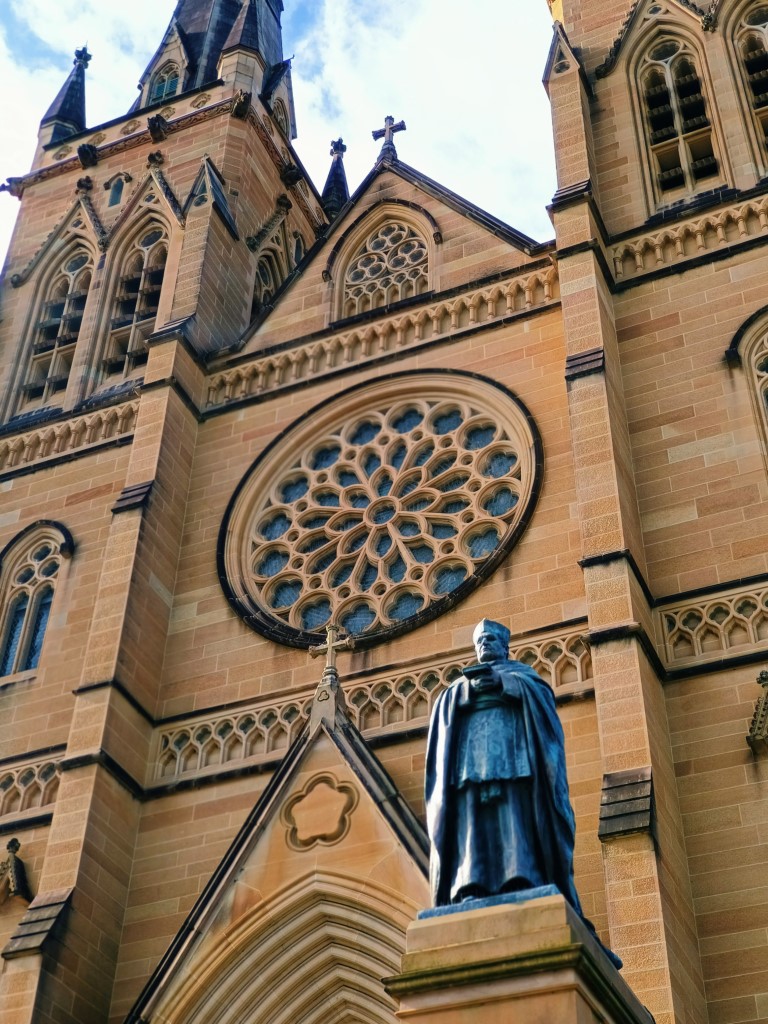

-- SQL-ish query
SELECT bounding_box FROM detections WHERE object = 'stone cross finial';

[372,115,406,146]
[372,115,406,160]
[308,623,355,730]
[309,623,355,676]
[330,138,347,158]
[74,47,92,69]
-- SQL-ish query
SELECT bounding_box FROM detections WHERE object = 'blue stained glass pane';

[413,443,434,467]
[257,550,289,576]
[360,562,378,591]
[303,515,330,530]
[438,474,469,493]
[372,502,396,524]
[41,561,58,578]
[484,452,518,478]
[398,521,420,537]
[364,453,381,477]
[484,488,518,517]
[342,603,376,634]
[347,492,370,509]
[271,581,301,608]
[338,471,359,486]
[409,544,434,564]
[375,534,392,557]
[393,408,423,433]
[433,409,463,434]
[348,532,367,552]
[430,523,457,539]
[299,535,327,554]
[440,499,469,514]
[312,446,341,470]
[24,589,52,671]
[262,513,292,540]
[432,565,468,595]
[377,473,393,497]
[33,545,52,562]
[311,550,336,574]
[315,492,340,507]
[281,477,309,503]
[332,563,355,587]
[388,555,407,582]
[465,426,496,450]
[396,476,420,498]
[301,599,332,631]
[389,592,424,621]
[405,498,430,513]
[467,528,500,558]
[16,568,34,584]
[351,420,380,445]
[390,443,407,469]
[432,455,457,476]
[0,595,28,676]
[338,516,362,531]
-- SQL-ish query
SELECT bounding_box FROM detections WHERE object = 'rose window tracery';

[220,372,542,648]
[342,222,429,318]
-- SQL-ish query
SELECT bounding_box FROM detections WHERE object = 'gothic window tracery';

[19,250,93,410]
[341,221,429,319]
[638,37,719,199]
[0,528,68,678]
[103,224,168,378]
[220,372,541,649]
[744,327,768,468]
[150,63,180,104]
[735,4,768,151]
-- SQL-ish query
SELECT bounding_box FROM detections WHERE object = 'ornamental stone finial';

[74,47,92,69]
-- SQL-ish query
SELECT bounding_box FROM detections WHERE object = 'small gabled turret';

[40,47,91,146]
[321,139,350,221]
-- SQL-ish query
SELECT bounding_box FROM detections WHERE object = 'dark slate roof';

[137,0,284,101]
[41,48,90,142]
[222,0,261,53]
[321,140,350,221]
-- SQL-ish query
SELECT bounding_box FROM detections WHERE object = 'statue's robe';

[425,659,583,913]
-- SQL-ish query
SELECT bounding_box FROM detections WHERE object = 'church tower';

[1,1,768,1023]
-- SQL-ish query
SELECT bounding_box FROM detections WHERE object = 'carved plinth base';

[385,892,653,1024]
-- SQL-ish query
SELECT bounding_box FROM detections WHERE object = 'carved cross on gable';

[309,623,355,675]
[372,115,406,147]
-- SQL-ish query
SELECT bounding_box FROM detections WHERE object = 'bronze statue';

[425,618,621,967]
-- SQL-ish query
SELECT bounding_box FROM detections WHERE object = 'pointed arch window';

[0,528,70,678]
[251,248,287,320]
[150,63,180,104]
[735,4,768,152]
[20,250,93,409]
[743,326,768,468]
[340,221,429,319]
[639,38,719,198]
[103,225,168,377]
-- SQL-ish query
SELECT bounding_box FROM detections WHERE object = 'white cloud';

[0,0,558,267]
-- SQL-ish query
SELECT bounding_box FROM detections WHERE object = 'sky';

[0,0,558,266]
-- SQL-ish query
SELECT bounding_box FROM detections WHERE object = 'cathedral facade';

[0,1,767,1022]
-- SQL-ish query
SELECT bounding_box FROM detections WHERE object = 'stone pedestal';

[385,892,653,1024]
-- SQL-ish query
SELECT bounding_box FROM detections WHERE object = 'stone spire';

[40,47,91,145]
[321,139,350,221]
[222,0,262,55]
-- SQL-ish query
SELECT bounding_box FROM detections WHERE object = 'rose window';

[342,221,429,317]
[220,372,542,648]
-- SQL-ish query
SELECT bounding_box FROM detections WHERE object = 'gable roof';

[228,151,550,355]
[124,675,428,1023]
[595,0,709,78]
